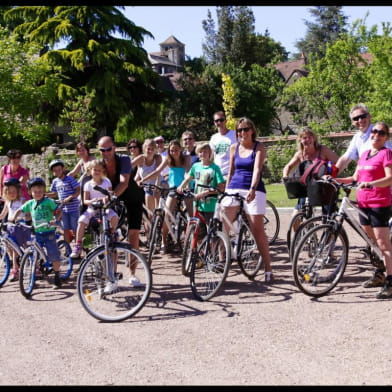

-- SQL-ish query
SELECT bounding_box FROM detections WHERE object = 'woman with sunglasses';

[221,117,273,283]
[0,149,30,200]
[330,121,392,299]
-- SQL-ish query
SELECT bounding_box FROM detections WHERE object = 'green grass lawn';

[265,183,357,207]
[265,183,297,207]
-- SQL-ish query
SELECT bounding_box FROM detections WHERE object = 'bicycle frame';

[334,193,384,261]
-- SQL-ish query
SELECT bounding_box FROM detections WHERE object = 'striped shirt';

[50,175,80,213]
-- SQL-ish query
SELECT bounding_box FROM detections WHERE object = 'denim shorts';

[62,211,79,232]
[36,230,61,263]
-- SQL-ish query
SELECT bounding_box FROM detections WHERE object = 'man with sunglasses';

[209,111,236,180]
[335,103,392,174]
[97,136,145,287]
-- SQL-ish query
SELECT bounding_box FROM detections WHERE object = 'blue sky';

[123,6,392,58]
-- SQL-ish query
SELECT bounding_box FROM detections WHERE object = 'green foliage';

[4,6,165,138]
[0,26,61,152]
[264,133,296,184]
[59,91,96,143]
[295,6,348,59]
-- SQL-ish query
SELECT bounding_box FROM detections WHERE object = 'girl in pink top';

[335,121,392,299]
[0,149,30,200]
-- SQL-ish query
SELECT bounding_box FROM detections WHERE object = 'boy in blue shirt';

[47,159,80,245]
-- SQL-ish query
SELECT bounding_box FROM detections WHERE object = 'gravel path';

[1,209,391,386]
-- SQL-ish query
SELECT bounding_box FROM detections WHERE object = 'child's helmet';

[27,177,46,190]
[49,159,65,170]
[3,178,21,187]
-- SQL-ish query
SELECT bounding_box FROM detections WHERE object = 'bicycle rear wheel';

[190,230,231,301]
[292,224,349,297]
[19,248,38,298]
[264,200,280,244]
[181,222,198,276]
[57,240,73,280]
[0,242,11,287]
[237,222,263,279]
[77,243,152,322]
[147,214,163,266]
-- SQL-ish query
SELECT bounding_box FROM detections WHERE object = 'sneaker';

[265,271,274,284]
[104,280,118,294]
[52,273,62,289]
[363,270,385,288]
[9,268,19,282]
[129,275,144,287]
[376,279,392,299]
[70,243,82,258]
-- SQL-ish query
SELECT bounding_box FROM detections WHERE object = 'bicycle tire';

[147,214,163,267]
[57,240,73,280]
[175,211,188,253]
[19,248,38,298]
[264,200,280,244]
[286,212,306,255]
[292,223,349,297]
[290,215,328,260]
[181,222,198,276]
[237,222,263,279]
[190,230,231,301]
[0,242,11,287]
[77,242,152,322]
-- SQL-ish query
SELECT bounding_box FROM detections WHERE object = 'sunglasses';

[183,138,194,141]
[214,118,225,123]
[156,140,164,144]
[352,113,368,122]
[10,155,21,159]
[237,127,252,133]
[128,145,138,149]
[99,146,113,152]
[371,128,388,137]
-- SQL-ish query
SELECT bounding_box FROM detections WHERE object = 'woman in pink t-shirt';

[0,149,30,200]
[335,121,392,299]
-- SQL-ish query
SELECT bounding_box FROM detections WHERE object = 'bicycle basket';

[307,179,338,206]
[284,177,307,199]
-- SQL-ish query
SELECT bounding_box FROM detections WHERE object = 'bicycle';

[143,183,189,267]
[0,220,28,287]
[292,178,387,297]
[264,200,280,245]
[185,187,231,301]
[76,185,152,322]
[19,221,72,298]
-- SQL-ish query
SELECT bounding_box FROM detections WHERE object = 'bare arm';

[68,159,83,178]
[321,145,339,163]
[282,152,301,178]
[141,156,168,184]
[225,143,237,187]
[335,154,352,175]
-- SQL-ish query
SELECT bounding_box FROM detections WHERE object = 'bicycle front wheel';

[190,230,231,301]
[0,242,11,287]
[237,222,263,279]
[57,240,73,280]
[292,224,349,297]
[77,243,152,322]
[175,211,188,253]
[19,248,38,298]
[264,200,280,244]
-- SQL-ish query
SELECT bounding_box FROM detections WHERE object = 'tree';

[59,91,96,143]
[202,6,288,68]
[0,26,60,152]
[295,6,348,59]
[4,6,165,139]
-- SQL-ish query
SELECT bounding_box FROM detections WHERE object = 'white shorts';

[221,188,266,215]
[78,207,118,225]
